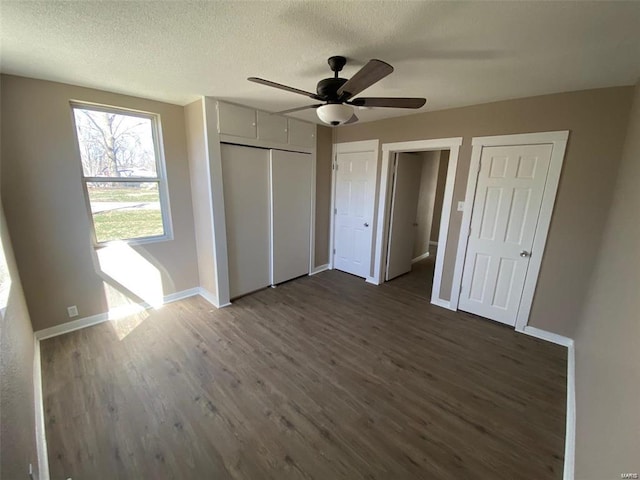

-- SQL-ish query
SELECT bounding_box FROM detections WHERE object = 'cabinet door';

[271,150,312,284]
[217,102,257,138]
[288,119,316,147]
[221,144,271,298]
[257,111,288,143]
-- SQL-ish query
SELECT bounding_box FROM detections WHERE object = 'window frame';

[70,101,174,247]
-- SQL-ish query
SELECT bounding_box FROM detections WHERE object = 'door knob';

[364,222,370,227]
[520,250,531,258]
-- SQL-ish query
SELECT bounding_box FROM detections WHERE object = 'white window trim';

[70,102,174,247]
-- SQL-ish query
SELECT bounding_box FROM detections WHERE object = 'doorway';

[371,138,462,309]
[385,150,450,299]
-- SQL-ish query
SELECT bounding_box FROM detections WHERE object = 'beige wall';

[573,82,640,479]
[0,205,39,479]
[413,151,441,258]
[184,99,217,297]
[314,125,333,267]
[430,150,449,243]
[336,87,633,337]
[0,75,199,331]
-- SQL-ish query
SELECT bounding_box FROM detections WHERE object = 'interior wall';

[0,75,199,331]
[413,151,441,259]
[430,150,450,244]
[184,99,217,298]
[573,81,640,479]
[335,86,633,337]
[314,125,332,267]
[0,204,39,479]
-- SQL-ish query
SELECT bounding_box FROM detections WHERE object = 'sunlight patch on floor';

[97,241,163,340]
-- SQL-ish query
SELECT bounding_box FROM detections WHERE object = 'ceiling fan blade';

[273,104,324,115]
[337,59,394,100]
[248,77,322,100]
[344,113,359,125]
[350,97,426,109]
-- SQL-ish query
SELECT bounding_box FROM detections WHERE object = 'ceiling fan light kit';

[248,55,426,126]
[316,103,354,126]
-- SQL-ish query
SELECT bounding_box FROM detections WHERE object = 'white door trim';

[329,139,380,276]
[451,131,569,330]
[308,131,318,276]
[204,97,231,306]
[373,138,463,310]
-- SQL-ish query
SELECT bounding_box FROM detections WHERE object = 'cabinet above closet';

[216,101,316,149]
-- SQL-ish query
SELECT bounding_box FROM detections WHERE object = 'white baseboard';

[34,287,202,341]
[520,325,573,347]
[35,311,109,341]
[33,338,50,480]
[365,276,381,286]
[198,287,231,308]
[430,297,455,311]
[310,264,329,275]
[564,341,576,480]
[516,326,574,479]
[163,287,200,304]
[411,251,430,263]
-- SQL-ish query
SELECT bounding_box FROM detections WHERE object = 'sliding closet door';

[270,150,312,285]
[221,143,271,298]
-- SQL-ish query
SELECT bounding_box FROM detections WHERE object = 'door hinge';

[333,248,336,254]
[334,208,337,215]
[333,162,339,171]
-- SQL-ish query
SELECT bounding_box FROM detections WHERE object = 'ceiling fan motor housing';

[316,77,348,101]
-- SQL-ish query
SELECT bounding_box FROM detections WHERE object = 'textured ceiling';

[1,1,639,124]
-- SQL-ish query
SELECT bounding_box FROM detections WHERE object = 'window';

[71,104,172,244]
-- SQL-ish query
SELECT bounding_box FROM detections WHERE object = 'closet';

[221,143,312,299]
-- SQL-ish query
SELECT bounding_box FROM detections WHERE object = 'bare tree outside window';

[72,105,171,244]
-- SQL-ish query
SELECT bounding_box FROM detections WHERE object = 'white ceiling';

[1,1,639,124]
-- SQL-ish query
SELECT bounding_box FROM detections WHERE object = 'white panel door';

[459,144,553,325]
[333,149,377,278]
[386,153,423,281]
[271,150,312,284]
[221,143,271,298]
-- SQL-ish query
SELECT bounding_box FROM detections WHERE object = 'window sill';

[94,234,174,249]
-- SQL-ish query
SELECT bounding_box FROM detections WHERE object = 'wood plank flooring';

[386,255,437,301]
[41,266,567,479]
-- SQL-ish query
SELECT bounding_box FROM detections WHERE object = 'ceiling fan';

[248,56,426,126]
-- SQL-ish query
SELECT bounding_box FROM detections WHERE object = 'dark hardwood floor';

[386,254,437,301]
[41,267,567,479]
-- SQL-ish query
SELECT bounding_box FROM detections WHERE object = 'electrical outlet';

[67,305,79,318]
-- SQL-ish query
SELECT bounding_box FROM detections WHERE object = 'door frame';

[451,131,569,331]
[329,139,380,279]
[372,138,463,310]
